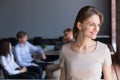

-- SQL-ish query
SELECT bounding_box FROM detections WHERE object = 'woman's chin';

[91,36,97,40]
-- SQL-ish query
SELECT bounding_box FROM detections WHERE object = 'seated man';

[14,31,47,79]
[46,28,73,79]
[63,28,73,43]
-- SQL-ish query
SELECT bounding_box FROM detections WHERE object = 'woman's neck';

[75,35,93,50]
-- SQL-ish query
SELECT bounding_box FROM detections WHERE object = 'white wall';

[0,0,111,39]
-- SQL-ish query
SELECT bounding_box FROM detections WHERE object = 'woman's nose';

[94,26,100,32]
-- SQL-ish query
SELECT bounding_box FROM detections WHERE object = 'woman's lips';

[90,32,97,36]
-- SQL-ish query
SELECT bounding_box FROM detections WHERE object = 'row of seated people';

[0,28,73,79]
[0,31,48,79]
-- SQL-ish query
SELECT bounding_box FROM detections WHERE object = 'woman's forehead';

[83,15,100,24]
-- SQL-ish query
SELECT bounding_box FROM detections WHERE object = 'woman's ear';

[77,22,82,30]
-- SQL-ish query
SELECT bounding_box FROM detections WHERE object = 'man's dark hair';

[16,31,27,39]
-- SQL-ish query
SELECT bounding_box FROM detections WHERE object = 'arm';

[15,47,36,67]
[60,46,67,80]
[19,67,27,73]
[28,42,46,60]
[103,46,112,80]
[41,52,46,60]
[103,65,112,80]
[0,56,20,75]
[60,64,67,80]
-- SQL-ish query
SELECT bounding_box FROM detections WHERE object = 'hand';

[34,64,39,67]
[20,67,27,73]
[41,53,47,60]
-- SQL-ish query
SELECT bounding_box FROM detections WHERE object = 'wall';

[0,0,111,39]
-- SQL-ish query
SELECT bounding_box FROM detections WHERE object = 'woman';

[60,6,112,80]
[0,40,39,79]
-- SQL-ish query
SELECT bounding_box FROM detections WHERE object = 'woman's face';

[78,14,101,39]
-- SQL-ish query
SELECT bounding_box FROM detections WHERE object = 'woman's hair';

[73,6,104,40]
[0,39,10,57]
[16,31,27,39]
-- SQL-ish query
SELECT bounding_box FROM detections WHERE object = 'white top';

[60,41,112,80]
[0,52,20,75]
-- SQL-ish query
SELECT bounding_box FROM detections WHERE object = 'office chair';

[0,64,9,79]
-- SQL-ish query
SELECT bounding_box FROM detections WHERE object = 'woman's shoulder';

[97,41,108,48]
[62,43,71,50]
[60,43,72,57]
[61,43,71,53]
[97,41,110,53]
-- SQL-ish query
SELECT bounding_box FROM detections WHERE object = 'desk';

[33,45,60,55]
[33,45,60,62]
[44,50,60,55]
[33,50,59,62]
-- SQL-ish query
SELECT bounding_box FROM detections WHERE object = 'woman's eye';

[98,24,101,28]
[89,23,94,26]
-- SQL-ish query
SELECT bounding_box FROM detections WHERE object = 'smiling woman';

[60,6,112,80]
